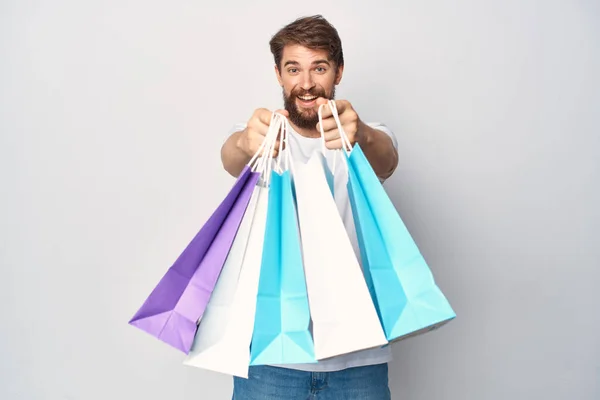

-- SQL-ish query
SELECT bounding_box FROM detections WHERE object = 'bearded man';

[220,14,399,400]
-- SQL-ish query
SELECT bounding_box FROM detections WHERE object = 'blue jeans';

[232,363,391,400]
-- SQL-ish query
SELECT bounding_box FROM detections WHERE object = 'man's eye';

[316,67,326,72]
[288,68,298,74]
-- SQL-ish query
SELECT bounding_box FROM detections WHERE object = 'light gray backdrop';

[1,1,598,399]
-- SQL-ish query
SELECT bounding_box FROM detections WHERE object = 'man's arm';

[356,122,399,181]
[221,129,252,178]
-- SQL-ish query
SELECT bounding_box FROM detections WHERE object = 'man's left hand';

[315,98,364,150]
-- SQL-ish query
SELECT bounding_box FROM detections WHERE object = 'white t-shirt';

[227,121,399,372]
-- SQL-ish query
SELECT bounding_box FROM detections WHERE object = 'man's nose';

[300,72,315,91]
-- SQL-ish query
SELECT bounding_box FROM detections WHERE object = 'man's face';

[276,44,343,130]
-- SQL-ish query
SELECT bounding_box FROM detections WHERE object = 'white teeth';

[299,96,316,101]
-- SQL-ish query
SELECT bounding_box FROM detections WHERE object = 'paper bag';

[249,168,316,366]
[294,151,387,360]
[183,185,269,377]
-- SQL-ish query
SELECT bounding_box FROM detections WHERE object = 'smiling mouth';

[296,95,318,109]
[298,95,318,101]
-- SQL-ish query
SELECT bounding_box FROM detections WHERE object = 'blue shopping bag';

[345,144,456,342]
[249,169,316,365]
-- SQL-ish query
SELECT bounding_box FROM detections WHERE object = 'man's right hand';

[236,108,289,159]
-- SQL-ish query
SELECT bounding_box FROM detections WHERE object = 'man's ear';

[275,64,283,86]
[334,64,344,85]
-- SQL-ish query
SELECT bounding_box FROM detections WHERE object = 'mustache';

[291,88,327,98]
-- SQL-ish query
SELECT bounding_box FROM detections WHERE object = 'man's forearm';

[221,130,251,178]
[356,122,399,180]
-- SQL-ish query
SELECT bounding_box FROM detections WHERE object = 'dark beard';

[283,87,336,129]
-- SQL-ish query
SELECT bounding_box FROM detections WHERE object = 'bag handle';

[248,113,276,170]
[328,100,353,154]
[248,112,284,185]
[275,116,286,174]
[317,101,353,175]
[277,115,296,173]
[263,114,281,179]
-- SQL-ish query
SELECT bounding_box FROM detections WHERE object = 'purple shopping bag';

[129,165,260,353]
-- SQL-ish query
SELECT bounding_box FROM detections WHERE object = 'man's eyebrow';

[282,59,332,67]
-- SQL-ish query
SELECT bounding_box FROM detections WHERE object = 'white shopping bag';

[182,184,261,371]
[293,149,388,360]
[184,113,282,377]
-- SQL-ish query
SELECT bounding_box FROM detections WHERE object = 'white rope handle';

[328,100,353,154]
[283,117,295,176]
[264,114,283,185]
[272,113,294,176]
[283,118,290,172]
[248,112,275,171]
[245,112,283,187]
[318,103,336,174]
[317,103,328,154]
[275,115,285,174]
[318,101,352,175]
[256,131,276,177]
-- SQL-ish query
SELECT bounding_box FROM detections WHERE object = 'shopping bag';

[327,100,456,342]
[249,121,316,366]
[183,116,281,377]
[128,167,259,353]
[128,114,282,353]
[184,185,269,377]
[293,112,387,360]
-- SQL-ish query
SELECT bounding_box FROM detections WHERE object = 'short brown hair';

[269,15,344,71]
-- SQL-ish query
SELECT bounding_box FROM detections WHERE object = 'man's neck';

[288,121,321,139]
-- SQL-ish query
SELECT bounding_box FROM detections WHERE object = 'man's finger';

[325,137,343,150]
[318,101,333,119]
[269,139,280,158]
[257,109,274,125]
[324,128,340,143]
[257,138,279,156]
[274,108,289,117]
[316,118,338,133]
[315,97,329,107]
[333,99,349,114]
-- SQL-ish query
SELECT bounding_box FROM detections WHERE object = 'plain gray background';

[1,1,598,399]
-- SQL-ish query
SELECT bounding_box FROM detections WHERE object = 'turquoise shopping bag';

[345,145,456,342]
[249,169,316,365]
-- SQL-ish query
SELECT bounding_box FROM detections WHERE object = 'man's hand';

[236,108,289,159]
[315,98,362,150]
[315,98,398,180]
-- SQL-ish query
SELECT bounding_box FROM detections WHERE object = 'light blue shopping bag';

[249,169,316,365]
[345,145,456,342]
